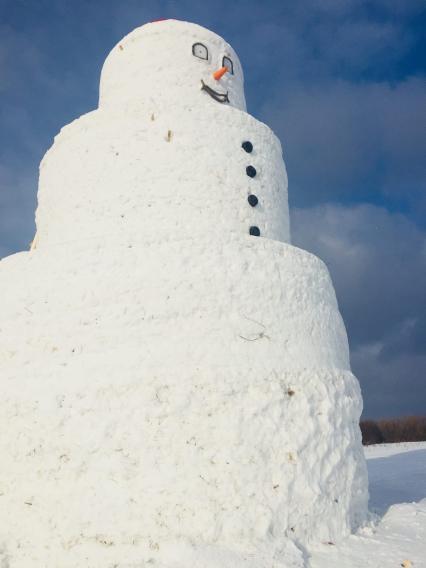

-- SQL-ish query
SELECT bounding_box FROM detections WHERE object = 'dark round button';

[242,141,253,153]
[248,194,258,207]
[246,165,257,178]
[249,226,260,236]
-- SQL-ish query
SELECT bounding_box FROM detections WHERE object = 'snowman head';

[99,20,246,112]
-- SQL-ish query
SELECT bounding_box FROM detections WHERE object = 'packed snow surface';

[366,443,426,514]
[309,442,426,568]
[0,19,369,567]
[0,239,366,566]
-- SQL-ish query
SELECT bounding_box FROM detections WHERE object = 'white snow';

[364,441,426,459]
[309,443,426,568]
[0,19,372,567]
[99,21,247,112]
[35,103,290,249]
[366,442,426,515]
[0,239,367,566]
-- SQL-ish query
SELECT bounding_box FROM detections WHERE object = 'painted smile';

[201,80,229,103]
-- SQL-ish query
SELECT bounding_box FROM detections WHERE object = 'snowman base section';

[0,237,367,567]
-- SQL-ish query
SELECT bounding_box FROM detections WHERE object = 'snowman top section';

[99,20,247,112]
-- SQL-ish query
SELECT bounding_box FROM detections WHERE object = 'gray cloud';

[291,203,426,417]
[352,347,426,418]
[260,78,426,216]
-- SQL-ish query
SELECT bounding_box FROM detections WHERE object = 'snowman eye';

[222,56,234,74]
[192,43,208,60]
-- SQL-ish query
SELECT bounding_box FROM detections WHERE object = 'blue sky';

[0,0,425,418]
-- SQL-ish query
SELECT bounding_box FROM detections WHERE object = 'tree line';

[360,416,426,445]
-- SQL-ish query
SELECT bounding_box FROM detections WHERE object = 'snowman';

[0,20,367,568]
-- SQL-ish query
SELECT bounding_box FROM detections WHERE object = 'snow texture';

[310,443,426,568]
[0,19,368,567]
[367,446,426,514]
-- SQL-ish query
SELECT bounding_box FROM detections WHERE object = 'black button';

[248,194,258,207]
[242,141,253,153]
[249,226,260,236]
[246,165,256,178]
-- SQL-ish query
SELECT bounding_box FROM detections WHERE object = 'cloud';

[310,20,413,75]
[260,77,426,219]
[291,203,426,417]
[352,346,426,418]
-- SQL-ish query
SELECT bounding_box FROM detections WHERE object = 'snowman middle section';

[34,103,289,250]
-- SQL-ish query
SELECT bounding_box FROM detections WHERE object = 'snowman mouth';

[201,80,229,103]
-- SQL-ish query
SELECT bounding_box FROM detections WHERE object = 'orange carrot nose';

[213,66,229,80]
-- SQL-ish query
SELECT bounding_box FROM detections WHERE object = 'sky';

[0,0,425,418]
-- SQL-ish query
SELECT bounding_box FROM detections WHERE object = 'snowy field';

[309,441,426,568]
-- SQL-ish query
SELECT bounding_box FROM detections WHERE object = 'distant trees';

[360,420,384,445]
[360,416,426,445]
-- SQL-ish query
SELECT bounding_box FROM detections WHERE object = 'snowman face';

[99,20,246,112]
[191,42,236,104]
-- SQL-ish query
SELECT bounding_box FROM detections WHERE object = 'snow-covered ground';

[309,442,426,568]
[366,442,426,515]
[131,442,426,568]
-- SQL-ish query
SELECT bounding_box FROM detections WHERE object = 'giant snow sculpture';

[0,20,368,567]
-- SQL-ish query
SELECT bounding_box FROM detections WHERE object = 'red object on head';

[151,18,168,22]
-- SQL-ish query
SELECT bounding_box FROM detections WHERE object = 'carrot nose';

[213,66,229,80]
